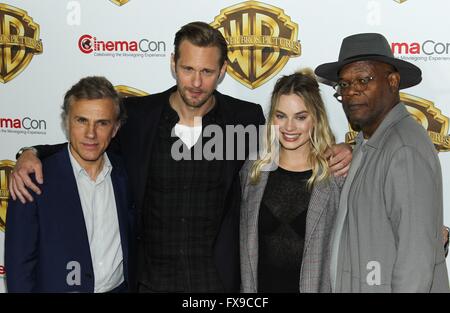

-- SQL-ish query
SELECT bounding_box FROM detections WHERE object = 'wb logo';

[0,160,15,233]
[114,85,149,98]
[211,1,301,89]
[109,0,130,6]
[0,4,43,83]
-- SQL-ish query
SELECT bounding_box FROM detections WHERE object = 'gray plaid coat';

[239,160,343,293]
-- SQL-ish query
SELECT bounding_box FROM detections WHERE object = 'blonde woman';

[240,70,343,293]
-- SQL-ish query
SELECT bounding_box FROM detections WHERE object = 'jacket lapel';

[216,90,240,197]
[57,146,95,289]
[134,90,170,210]
[109,153,130,282]
[303,180,331,255]
[245,169,269,289]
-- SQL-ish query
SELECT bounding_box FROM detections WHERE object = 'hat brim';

[315,55,422,89]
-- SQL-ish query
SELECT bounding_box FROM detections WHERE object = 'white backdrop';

[1,0,449,292]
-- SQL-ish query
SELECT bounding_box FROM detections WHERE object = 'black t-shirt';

[258,166,312,293]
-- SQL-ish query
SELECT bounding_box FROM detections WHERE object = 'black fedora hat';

[315,33,422,89]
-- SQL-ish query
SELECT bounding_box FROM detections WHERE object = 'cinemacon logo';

[0,116,46,130]
[0,265,5,277]
[392,40,450,55]
[78,34,166,54]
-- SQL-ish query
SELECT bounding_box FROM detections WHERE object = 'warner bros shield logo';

[109,0,130,6]
[114,85,149,97]
[0,160,15,232]
[211,1,301,89]
[0,4,43,83]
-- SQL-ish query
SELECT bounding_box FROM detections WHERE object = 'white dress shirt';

[68,145,124,293]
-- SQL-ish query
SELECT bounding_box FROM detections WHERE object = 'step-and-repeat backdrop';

[1,0,449,292]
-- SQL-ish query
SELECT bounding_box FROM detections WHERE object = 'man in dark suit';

[5,77,133,292]
[109,21,266,292]
[9,22,351,292]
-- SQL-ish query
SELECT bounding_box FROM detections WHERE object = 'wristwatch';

[15,146,39,160]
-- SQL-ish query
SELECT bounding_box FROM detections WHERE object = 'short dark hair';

[61,76,126,128]
[173,21,228,67]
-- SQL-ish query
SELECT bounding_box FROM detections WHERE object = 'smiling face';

[273,93,314,153]
[67,98,120,169]
[171,40,227,109]
[339,60,400,138]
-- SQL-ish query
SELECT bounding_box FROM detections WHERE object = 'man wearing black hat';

[315,33,449,292]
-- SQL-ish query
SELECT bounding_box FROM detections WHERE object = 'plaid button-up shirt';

[139,99,226,292]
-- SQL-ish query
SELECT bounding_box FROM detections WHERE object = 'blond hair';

[250,69,335,189]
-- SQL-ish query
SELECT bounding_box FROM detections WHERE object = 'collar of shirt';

[355,102,409,150]
[67,144,113,184]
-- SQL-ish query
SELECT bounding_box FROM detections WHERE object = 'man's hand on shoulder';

[327,143,353,177]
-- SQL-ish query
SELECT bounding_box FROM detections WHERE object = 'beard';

[179,88,213,109]
[346,114,362,132]
[343,105,362,132]
[344,107,384,135]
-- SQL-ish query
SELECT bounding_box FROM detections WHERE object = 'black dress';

[257,167,312,293]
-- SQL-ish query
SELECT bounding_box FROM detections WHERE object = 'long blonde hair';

[250,69,335,189]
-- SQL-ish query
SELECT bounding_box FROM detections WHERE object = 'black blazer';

[116,86,264,292]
